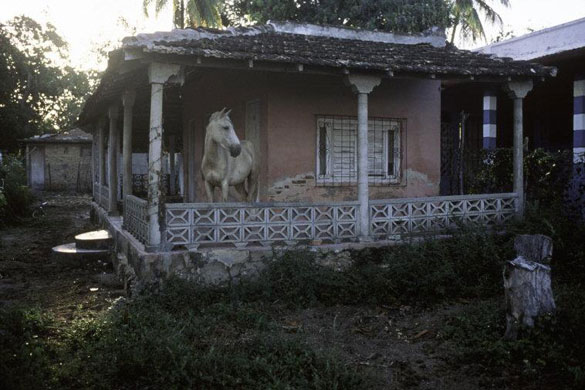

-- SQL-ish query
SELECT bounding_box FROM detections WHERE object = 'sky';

[3,0,585,71]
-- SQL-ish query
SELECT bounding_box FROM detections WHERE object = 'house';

[445,16,585,158]
[77,22,554,282]
[23,129,93,192]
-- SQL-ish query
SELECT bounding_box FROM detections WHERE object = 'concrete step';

[75,230,112,251]
[52,242,110,256]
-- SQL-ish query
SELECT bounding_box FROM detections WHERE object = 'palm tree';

[449,0,510,44]
[143,0,222,29]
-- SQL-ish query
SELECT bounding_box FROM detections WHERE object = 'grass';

[1,215,584,389]
[1,297,365,389]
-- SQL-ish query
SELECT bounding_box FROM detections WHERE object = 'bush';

[441,288,585,389]
[466,148,574,206]
[0,154,33,225]
[231,228,514,308]
[0,308,56,390]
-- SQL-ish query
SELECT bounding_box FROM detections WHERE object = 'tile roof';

[78,22,556,125]
[23,128,92,144]
[122,22,555,78]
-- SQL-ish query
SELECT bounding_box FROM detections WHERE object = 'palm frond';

[474,0,503,25]
[186,0,222,28]
[155,0,167,15]
[143,0,154,16]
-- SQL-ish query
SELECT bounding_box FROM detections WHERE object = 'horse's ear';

[224,108,232,117]
[219,107,227,116]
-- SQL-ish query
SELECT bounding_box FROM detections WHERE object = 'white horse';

[201,108,259,202]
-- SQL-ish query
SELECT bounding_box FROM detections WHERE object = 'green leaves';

[449,0,511,43]
[0,17,95,152]
[143,0,223,28]
[228,0,451,33]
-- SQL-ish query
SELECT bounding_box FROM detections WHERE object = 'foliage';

[1,215,584,388]
[143,0,223,28]
[438,200,585,389]
[0,154,33,225]
[441,289,585,389]
[466,148,576,205]
[0,308,56,390]
[448,0,510,43]
[510,202,585,284]
[0,16,94,152]
[227,0,452,33]
[233,228,512,308]
[0,293,365,389]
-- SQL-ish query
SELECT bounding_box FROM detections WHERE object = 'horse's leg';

[231,183,247,202]
[247,172,259,202]
[205,181,214,203]
[221,180,229,202]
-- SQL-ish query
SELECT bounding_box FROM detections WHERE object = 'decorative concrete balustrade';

[165,201,359,249]
[123,195,148,245]
[117,193,524,250]
[370,193,517,237]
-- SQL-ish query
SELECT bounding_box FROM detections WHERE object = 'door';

[30,146,45,190]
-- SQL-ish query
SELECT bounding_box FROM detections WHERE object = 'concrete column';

[483,90,497,149]
[169,134,176,196]
[182,121,190,201]
[108,105,120,215]
[184,119,197,202]
[122,90,136,202]
[148,82,164,248]
[507,80,533,217]
[188,124,197,201]
[147,62,183,249]
[571,74,585,215]
[346,75,381,239]
[97,117,106,187]
[574,74,585,162]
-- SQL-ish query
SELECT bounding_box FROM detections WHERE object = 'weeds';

[2,215,583,389]
[0,154,33,225]
[1,291,366,389]
[441,287,585,389]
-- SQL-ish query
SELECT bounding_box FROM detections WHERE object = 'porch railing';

[123,195,148,245]
[165,201,359,249]
[162,193,517,249]
[370,193,517,237]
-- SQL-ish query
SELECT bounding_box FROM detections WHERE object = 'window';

[316,115,402,185]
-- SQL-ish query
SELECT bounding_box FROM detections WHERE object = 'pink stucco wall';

[182,69,441,202]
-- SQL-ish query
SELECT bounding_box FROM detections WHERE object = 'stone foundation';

[91,202,272,293]
[90,202,399,294]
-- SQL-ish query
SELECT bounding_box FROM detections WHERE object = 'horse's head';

[207,108,241,157]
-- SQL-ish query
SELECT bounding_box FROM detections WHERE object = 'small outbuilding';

[23,129,93,192]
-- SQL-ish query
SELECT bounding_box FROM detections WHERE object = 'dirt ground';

[276,303,485,389]
[0,194,486,389]
[0,193,123,320]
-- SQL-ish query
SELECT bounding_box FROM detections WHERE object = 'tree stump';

[503,234,555,340]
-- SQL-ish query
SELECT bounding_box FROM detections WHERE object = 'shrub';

[0,154,33,225]
[441,288,585,389]
[466,148,574,206]
[231,228,514,308]
[0,308,56,390]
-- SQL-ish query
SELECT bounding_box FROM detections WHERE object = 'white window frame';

[315,115,402,186]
